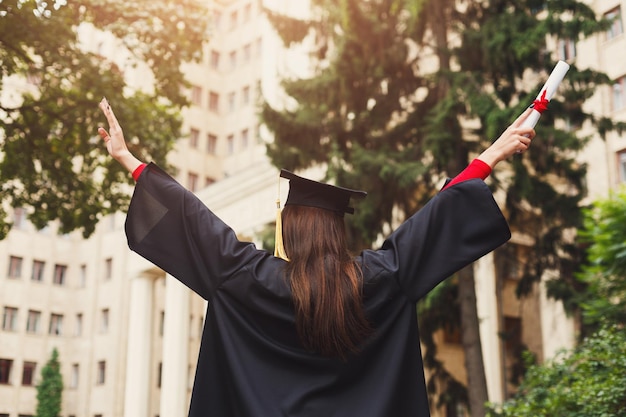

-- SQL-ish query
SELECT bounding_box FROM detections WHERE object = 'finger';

[99,97,122,130]
[98,127,110,141]
[512,107,534,127]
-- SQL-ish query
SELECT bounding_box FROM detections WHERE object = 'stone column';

[474,252,504,403]
[159,274,190,417]
[123,274,154,417]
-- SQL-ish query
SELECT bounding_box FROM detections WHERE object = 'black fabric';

[125,163,511,417]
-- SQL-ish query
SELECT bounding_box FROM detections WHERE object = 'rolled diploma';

[520,60,570,129]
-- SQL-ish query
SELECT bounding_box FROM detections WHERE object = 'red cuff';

[132,163,147,181]
[442,159,492,191]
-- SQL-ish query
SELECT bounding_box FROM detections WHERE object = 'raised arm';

[97,97,144,175]
[477,107,535,169]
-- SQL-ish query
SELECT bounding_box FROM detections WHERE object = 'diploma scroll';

[520,60,570,129]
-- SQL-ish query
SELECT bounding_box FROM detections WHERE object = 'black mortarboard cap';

[280,169,366,215]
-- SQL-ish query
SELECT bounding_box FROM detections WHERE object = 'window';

[31,260,45,282]
[605,6,623,40]
[159,311,165,337]
[157,362,162,388]
[205,177,216,187]
[242,86,250,106]
[70,363,79,388]
[49,313,63,336]
[229,10,238,30]
[75,313,83,336]
[0,359,12,384]
[557,38,576,61]
[207,134,217,155]
[228,92,236,113]
[187,172,199,192]
[53,264,67,285]
[104,258,112,280]
[229,50,237,70]
[26,310,41,333]
[243,43,251,64]
[190,128,200,149]
[100,309,109,333]
[209,91,219,113]
[210,50,220,70]
[80,264,87,287]
[22,361,36,386]
[241,129,249,149]
[8,256,23,278]
[97,360,106,385]
[2,307,18,331]
[13,207,26,229]
[227,135,235,155]
[613,76,626,111]
[191,85,202,106]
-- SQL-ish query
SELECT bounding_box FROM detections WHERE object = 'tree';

[35,348,63,417]
[260,0,624,415]
[486,325,626,417]
[575,187,626,331]
[0,0,209,239]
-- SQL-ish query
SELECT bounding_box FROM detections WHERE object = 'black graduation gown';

[125,163,511,417]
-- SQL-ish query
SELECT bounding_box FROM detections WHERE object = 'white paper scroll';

[520,60,570,129]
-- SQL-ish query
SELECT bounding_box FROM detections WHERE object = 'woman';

[98,98,534,417]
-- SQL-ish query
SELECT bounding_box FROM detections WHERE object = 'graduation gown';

[125,163,511,417]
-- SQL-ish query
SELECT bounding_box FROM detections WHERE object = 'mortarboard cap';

[280,169,367,215]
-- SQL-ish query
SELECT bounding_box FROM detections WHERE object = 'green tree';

[0,0,209,239]
[260,0,624,415]
[575,187,626,331]
[487,326,626,417]
[36,348,63,417]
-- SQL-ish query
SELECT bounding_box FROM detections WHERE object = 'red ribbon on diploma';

[531,90,549,114]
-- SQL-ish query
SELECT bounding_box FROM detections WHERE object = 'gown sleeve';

[371,178,510,302]
[124,163,264,300]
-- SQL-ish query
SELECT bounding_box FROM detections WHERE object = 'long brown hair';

[281,204,372,359]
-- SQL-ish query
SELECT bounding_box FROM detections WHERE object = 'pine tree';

[36,348,63,417]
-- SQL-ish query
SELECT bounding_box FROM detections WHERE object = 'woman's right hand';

[98,97,143,174]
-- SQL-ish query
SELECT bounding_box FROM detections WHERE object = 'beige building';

[1,1,625,416]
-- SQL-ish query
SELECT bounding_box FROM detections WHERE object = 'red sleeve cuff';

[132,163,148,181]
[442,159,492,191]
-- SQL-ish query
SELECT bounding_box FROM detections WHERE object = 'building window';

[228,91,236,113]
[53,264,67,285]
[8,256,23,279]
[205,177,216,187]
[229,10,238,30]
[100,309,109,333]
[605,6,623,40]
[241,129,249,149]
[557,38,576,61]
[159,311,165,337]
[242,85,251,106]
[2,307,18,331]
[31,260,45,282]
[157,362,162,388]
[210,50,220,70]
[207,134,217,155]
[0,358,13,384]
[49,313,63,336]
[70,363,79,388]
[97,361,106,385]
[191,85,202,106]
[80,264,87,288]
[104,258,112,280]
[187,172,199,192]
[22,361,36,386]
[243,43,252,64]
[13,207,26,229]
[613,76,626,111]
[209,91,219,113]
[75,313,83,336]
[26,310,41,334]
[190,128,200,149]
[229,50,237,70]
[227,135,235,155]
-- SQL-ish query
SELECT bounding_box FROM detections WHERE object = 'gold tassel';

[274,179,290,261]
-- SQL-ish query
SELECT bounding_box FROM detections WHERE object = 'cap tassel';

[275,175,290,261]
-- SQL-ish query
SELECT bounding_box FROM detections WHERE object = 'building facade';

[1,1,625,416]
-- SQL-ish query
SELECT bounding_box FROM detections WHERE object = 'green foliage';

[575,188,626,330]
[0,0,208,238]
[36,348,63,417]
[487,326,626,417]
